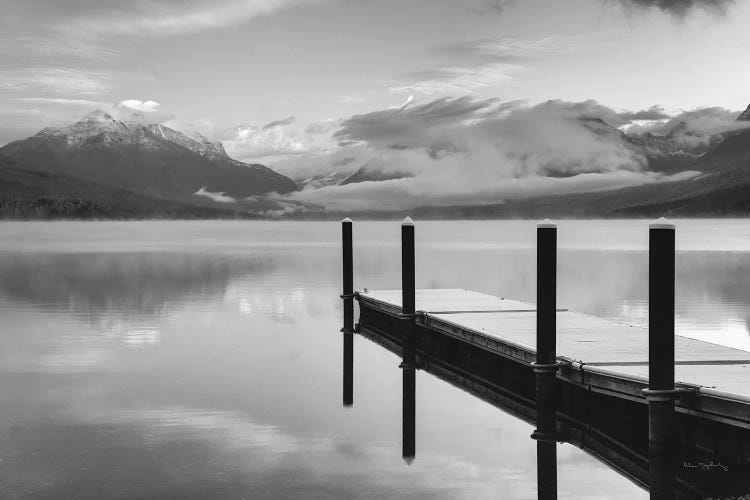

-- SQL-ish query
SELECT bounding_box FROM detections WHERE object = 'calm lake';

[1,219,749,499]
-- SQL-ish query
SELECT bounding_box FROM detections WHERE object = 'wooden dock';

[340,217,750,499]
[357,288,750,426]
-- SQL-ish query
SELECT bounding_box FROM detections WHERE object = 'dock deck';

[356,288,750,426]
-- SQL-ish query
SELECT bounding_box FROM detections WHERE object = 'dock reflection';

[353,324,750,499]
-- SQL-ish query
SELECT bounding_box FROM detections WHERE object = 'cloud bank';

[626,106,750,150]
[610,0,735,16]
[273,96,700,211]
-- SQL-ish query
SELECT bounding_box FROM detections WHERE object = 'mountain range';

[3,105,750,218]
[0,110,298,218]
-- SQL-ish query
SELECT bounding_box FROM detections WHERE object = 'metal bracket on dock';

[530,430,560,443]
[531,361,567,373]
[397,312,422,320]
[641,387,698,402]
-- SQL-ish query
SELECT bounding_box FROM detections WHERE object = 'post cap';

[341,217,353,223]
[401,216,415,226]
[537,218,556,229]
[650,217,675,230]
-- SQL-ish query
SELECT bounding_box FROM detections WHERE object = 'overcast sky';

[1,0,749,146]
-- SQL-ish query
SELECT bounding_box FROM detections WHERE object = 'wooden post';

[341,217,354,407]
[401,216,415,317]
[645,217,677,500]
[532,219,558,500]
[649,217,675,392]
[341,217,354,333]
[400,216,416,367]
[536,219,557,368]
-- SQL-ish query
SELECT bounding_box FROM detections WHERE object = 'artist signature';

[683,461,729,472]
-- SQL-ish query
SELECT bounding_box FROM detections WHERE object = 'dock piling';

[341,217,354,406]
[401,217,417,367]
[341,218,354,333]
[401,216,416,318]
[532,219,559,500]
[644,217,677,500]
[536,219,557,367]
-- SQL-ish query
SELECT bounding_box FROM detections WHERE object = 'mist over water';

[0,219,748,498]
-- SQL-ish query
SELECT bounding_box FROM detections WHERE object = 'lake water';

[0,219,749,499]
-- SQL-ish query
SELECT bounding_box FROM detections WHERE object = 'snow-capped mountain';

[0,110,298,210]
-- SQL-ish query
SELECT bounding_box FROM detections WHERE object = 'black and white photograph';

[1,0,749,498]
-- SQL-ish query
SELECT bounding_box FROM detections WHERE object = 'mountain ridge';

[0,110,298,217]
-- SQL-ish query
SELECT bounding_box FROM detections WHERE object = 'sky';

[2,0,750,210]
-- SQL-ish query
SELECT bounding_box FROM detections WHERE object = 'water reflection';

[5,220,750,499]
[0,252,276,321]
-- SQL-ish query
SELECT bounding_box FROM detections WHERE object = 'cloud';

[397,95,415,110]
[609,0,734,16]
[270,144,371,180]
[219,114,343,164]
[335,96,499,149]
[284,159,693,212]
[194,187,237,203]
[57,0,325,38]
[389,63,521,95]
[15,97,110,107]
[222,121,314,163]
[617,105,670,122]
[0,68,111,95]
[263,116,296,130]
[432,36,579,62]
[273,96,696,211]
[626,106,750,149]
[389,36,580,96]
[304,119,339,134]
[529,100,671,128]
[118,99,161,113]
[112,100,174,124]
[465,0,515,15]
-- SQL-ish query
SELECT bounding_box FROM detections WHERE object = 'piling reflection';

[402,365,416,463]
[535,441,557,500]
[343,331,353,406]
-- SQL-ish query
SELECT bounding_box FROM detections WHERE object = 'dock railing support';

[532,219,558,500]
[341,218,354,406]
[643,217,677,500]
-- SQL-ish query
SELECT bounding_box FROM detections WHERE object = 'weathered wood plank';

[433,311,750,364]
[360,289,534,313]
[602,363,750,400]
